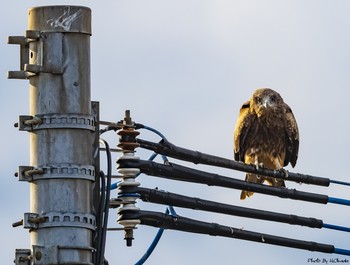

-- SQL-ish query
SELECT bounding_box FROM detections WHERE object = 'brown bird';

[234,88,299,200]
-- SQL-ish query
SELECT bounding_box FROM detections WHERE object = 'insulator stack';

[117,110,141,247]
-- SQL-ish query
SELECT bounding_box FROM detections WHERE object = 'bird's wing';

[234,100,253,162]
[283,103,299,167]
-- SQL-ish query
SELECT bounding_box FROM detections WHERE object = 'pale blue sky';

[1,1,350,264]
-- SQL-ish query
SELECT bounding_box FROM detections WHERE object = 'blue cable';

[167,205,177,217]
[330,179,350,187]
[147,152,158,161]
[111,125,168,191]
[135,227,165,265]
[328,197,350,206]
[140,124,168,141]
[135,206,177,265]
[323,223,350,233]
[139,124,168,163]
[110,182,119,190]
[334,248,350,256]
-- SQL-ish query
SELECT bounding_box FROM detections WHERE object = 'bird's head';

[250,88,284,118]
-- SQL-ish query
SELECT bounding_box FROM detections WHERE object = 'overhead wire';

[119,210,350,256]
[121,186,350,233]
[118,159,350,206]
[112,121,350,261]
[137,138,350,188]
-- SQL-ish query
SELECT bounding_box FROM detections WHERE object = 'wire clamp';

[16,164,95,182]
[16,114,95,132]
[13,212,96,231]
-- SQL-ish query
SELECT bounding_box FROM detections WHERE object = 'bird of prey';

[234,88,299,200]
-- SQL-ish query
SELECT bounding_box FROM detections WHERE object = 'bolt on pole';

[8,6,97,265]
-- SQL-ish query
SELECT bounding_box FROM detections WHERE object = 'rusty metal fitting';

[117,110,140,151]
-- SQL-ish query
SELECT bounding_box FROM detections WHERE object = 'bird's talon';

[278,168,289,179]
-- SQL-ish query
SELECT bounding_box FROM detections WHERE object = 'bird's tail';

[240,190,254,200]
[240,173,264,200]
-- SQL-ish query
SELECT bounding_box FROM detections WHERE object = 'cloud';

[2,1,350,264]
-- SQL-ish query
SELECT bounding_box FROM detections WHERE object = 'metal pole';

[9,6,96,265]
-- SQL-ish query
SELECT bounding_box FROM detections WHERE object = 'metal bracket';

[32,245,58,265]
[38,212,96,230]
[17,114,95,132]
[8,30,64,79]
[23,213,45,230]
[14,249,32,265]
[16,116,38,131]
[32,245,94,265]
[17,164,95,182]
[15,245,94,265]
[17,166,40,182]
[19,212,96,231]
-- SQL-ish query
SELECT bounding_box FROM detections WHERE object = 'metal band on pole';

[9,6,95,265]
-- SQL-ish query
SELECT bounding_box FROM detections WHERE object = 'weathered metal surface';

[9,5,95,265]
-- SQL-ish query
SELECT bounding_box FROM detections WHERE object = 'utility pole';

[9,6,98,265]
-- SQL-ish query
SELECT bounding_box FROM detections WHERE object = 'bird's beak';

[263,100,268,109]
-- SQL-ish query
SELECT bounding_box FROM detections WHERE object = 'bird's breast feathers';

[244,120,286,165]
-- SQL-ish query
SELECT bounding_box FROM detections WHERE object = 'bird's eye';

[270,95,276,102]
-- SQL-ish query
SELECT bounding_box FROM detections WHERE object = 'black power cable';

[137,138,330,186]
[97,139,112,265]
[95,171,106,264]
[118,158,329,204]
[124,186,350,233]
[119,210,350,256]
[121,186,324,229]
